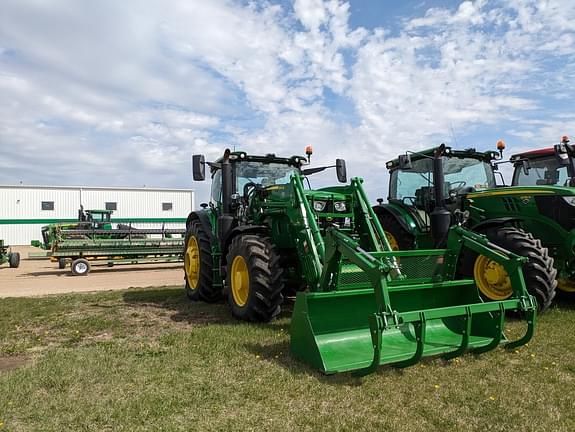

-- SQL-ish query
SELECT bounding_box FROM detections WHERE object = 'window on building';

[162,202,173,211]
[105,202,117,211]
[41,201,54,211]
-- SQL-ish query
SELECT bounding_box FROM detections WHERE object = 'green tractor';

[0,239,20,268]
[184,148,536,374]
[374,144,558,312]
[509,135,575,294]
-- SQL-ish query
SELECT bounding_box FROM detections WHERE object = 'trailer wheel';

[71,258,90,276]
[58,257,67,269]
[9,252,20,268]
[462,227,556,312]
[226,234,284,322]
[184,220,219,302]
[376,213,415,250]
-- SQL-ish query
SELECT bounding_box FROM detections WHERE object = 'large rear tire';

[183,220,220,302]
[462,227,556,312]
[9,252,20,268]
[226,234,284,322]
[376,213,415,250]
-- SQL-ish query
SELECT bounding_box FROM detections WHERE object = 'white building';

[0,185,194,245]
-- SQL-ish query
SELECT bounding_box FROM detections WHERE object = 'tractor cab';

[511,136,575,187]
[193,149,349,236]
[78,208,113,230]
[384,146,498,245]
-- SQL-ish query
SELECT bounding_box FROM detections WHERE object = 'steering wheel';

[449,180,467,191]
[243,182,260,199]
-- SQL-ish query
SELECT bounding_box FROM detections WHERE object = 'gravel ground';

[0,246,184,298]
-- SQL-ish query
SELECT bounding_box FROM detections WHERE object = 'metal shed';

[0,185,194,245]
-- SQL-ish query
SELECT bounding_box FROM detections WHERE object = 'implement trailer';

[185,149,536,375]
[43,227,185,276]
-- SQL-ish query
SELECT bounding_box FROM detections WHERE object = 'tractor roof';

[85,209,113,214]
[385,146,498,171]
[215,151,307,167]
[510,147,555,160]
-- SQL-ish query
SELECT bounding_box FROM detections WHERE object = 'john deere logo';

[520,196,531,204]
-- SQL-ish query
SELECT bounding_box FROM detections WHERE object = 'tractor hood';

[466,185,575,199]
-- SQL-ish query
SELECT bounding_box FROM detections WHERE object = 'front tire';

[226,234,284,322]
[184,220,219,302]
[462,227,557,312]
[376,213,415,250]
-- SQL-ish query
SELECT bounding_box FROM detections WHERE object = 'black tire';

[226,234,284,322]
[71,258,90,276]
[461,227,556,312]
[376,212,415,250]
[183,220,220,302]
[58,257,67,269]
[9,252,20,268]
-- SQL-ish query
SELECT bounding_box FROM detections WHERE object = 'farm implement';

[0,239,20,268]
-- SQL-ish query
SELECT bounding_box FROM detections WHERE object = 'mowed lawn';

[0,287,574,432]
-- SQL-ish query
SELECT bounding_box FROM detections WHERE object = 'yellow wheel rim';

[474,255,512,300]
[385,231,400,251]
[184,236,200,289]
[231,255,250,307]
[557,278,575,293]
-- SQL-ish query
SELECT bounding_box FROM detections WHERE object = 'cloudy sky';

[1,0,574,200]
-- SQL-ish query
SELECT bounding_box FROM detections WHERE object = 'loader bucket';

[290,229,536,375]
[291,281,534,374]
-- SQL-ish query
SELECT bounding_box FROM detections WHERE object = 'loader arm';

[290,177,537,375]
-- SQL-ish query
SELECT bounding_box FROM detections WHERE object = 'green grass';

[0,288,574,431]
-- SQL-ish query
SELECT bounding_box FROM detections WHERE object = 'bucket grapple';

[290,179,537,374]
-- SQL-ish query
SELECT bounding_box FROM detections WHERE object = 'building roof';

[0,184,193,192]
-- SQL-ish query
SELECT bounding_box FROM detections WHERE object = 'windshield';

[514,156,571,186]
[235,161,298,192]
[389,156,495,201]
[443,157,495,191]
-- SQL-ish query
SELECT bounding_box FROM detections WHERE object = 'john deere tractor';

[184,148,536,374]
[375,144,558,311]
[0,239,20,268]
[509,135,575,294]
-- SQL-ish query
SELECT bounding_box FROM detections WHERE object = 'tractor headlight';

[313,200,327,212]
[334,201,347,212]
[563,196,575,206]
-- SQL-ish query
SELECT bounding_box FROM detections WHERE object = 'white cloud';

[0,0,574,198]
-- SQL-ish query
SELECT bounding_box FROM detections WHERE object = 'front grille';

[337,254,445,289]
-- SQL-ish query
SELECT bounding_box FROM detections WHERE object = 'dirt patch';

[0,355,30,372]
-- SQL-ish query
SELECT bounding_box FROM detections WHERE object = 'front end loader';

[185,148,536,374]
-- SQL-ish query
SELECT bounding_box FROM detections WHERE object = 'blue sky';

[1,0,574,200]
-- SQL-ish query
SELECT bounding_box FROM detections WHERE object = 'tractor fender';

[372,204,419,237]
[221,225,269,266]
[471,217,522,233]
[186,211,216,244]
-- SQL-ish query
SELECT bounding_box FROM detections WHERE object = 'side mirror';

[192,154,205,181]
[398,154,412,170]
[554,144,570,166]
[521,160,530,175]
[336,159,347,183]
